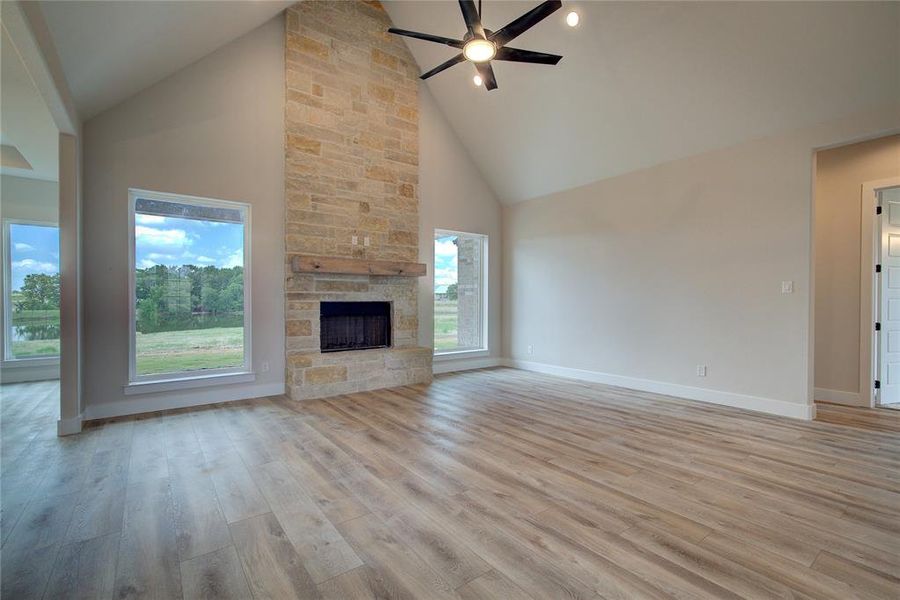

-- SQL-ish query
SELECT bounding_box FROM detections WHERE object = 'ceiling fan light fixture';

[566,11,580,27]
[473,74,483,86]
[463,38,496,62]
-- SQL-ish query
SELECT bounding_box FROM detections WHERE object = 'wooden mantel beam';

[291,255,427,277]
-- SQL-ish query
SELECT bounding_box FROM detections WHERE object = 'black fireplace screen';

[320,301,391,352]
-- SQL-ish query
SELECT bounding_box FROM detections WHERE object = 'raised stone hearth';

[283,0,432,401]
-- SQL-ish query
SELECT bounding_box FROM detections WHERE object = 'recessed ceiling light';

[566,11,580,27]
[473,74,483,86]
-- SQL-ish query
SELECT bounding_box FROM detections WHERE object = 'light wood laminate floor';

[2,369,899,599]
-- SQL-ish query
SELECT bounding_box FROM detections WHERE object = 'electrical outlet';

[261,361,270,373]
[696,365,707,377]
[527,344,534,355]
[781,280,793,294]
[364,236,370,247]
[351,235,358,246]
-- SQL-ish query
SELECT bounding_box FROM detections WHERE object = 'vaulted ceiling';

[384,1,900,202]
[39,0,293,120]
[28,1,900,203]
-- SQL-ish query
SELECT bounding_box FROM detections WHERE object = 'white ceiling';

[384,1,900,203]
[1,25,58,181]
[39,0,293,120]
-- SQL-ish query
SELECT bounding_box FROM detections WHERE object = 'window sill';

[1,356,60,368]
[124,371,256,396]
[433,349,490,361]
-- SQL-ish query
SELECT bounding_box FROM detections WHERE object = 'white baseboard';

[434,356,503,374]
[814,387,863,406]
[57,415,82,436]
[503,358,816,420]
[83,382,285,421]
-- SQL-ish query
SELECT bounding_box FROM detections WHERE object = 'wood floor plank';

[336,512,461,600]
[456,569,537,600]
[0,542,60,600]
[43,532,119,600]
[251,460,363,583]
[812,551,900,600]
[113,476,182,600]
[207,451,270,524]
[65,475,126,543]
[229,512,322,600]
[316,565,394,600]
[169,460,232,561]
[179,546,252,600]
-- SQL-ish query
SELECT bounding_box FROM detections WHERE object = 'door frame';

[859,176,900,408]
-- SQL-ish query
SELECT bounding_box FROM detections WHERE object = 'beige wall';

[81,17,285,418]
[417,86,502,364]
[1,174,58,222]
[814,135,900,398]
[503,106,900,419]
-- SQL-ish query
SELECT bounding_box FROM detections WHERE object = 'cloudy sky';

[9,223,59,289]
[134,213,243,270]
[434,235,458,293]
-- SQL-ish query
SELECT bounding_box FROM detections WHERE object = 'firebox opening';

[320,301,391,353]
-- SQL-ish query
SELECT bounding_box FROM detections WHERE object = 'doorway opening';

[812,134,900,411]
[873,186,900,410]
[1,22,62,432]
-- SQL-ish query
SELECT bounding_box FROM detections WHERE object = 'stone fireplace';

[283,0,432,401]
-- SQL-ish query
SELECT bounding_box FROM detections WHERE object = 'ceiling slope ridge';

[513,100,900,208]
[419,84,502,205]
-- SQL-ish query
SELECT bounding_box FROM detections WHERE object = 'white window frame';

[127,188,252,387]
[433,228,489,358]
[2,218,61,364]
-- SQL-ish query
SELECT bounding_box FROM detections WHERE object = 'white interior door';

[878,187,900,406]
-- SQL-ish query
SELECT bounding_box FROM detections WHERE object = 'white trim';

[504,358,816,420]
[127,188,252,384]
[86,381,284,421]
[433,349,490,361]
[123,371,256,396]
[57,414,82,436]
[814,387,862,405]
[859,176,900,408]
[433,356,501,374]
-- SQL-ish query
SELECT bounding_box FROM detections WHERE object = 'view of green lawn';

[434,299,459,351]
[136,326,244,375]
[9,309,60,358]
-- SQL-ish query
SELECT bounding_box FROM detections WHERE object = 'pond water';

[11,322,61,342]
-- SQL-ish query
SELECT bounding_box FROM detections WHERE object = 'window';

[3,221,60,360]
[433,230,487,354]
[129,189,250,383]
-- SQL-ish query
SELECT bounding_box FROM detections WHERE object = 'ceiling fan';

[388,0,563,91]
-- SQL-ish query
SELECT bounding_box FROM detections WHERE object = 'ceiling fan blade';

[458,0,486,38]
[420,53,466,80]
[490,0,562,47]
[387,28,464,49]
[475,62,498,90]
[494,46,562,65]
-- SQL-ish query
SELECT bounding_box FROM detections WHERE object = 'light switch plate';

[781,281,793,294]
